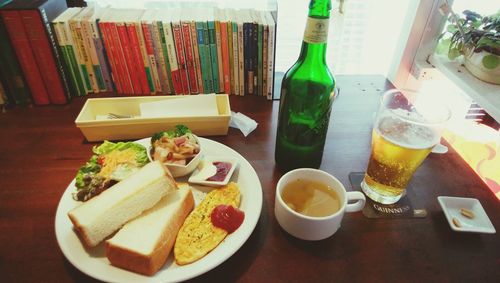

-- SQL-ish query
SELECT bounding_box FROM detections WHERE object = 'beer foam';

[376,115,439,150]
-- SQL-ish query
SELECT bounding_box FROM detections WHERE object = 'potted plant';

[437,10,500,84]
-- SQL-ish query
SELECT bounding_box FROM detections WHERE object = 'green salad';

[74,141,149,201]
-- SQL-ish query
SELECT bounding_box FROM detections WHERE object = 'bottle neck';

[298,0,331,64]
[308,0,332,17]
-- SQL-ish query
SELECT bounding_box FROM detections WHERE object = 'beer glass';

[361,90,451,204]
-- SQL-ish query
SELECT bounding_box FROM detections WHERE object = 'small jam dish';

[438,196,496,234]
[188,156,238,187]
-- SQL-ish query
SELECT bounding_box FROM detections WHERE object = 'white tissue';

[230,111,258,137]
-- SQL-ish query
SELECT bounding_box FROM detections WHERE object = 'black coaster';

[348,172,427,219]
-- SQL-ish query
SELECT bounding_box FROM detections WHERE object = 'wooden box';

[75,95,231,142]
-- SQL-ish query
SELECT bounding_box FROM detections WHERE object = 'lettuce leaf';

[151,125,192,143]
[93,141,149,166]
[73,141,149,201]
[75,155,100,189]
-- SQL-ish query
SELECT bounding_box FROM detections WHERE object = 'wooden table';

[1,75,498,282]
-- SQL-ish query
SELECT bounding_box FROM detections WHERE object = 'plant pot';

[463,50,500,85]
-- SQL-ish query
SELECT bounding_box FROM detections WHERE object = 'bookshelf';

[0,0,279,107]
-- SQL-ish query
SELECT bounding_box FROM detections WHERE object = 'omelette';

[174,182,241,265]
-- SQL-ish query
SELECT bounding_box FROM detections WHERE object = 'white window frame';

[389,0,500,122]
[388,0,448,92]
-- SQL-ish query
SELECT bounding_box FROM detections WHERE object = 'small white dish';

[438,196,496,234]
[148,135,202,177]
[188,156,238,187]
[163,151,202,177]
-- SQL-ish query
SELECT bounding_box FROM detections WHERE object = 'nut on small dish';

[437,196,496,234]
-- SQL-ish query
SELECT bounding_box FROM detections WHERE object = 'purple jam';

[206,162,232,182]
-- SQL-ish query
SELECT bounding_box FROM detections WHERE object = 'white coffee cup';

[275,168,366,241]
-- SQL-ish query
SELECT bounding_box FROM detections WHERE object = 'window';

[393,0,500,200]
[275,0,413,75]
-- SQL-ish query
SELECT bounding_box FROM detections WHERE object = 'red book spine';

[116,23,140,94]
[172,23,189,94]
[109,22,133,94]
[106,22,133,94]
[181,22,198,94]
[1,11,50,105]
[141,23,158,94]
[20,10,67,104]
[168,50,183,95]
[220,21,231,94]
[98,21,122,94]
[127,23,150,95]
[170,65,183,95]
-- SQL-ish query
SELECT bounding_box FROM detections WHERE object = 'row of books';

[0,0,277,107]
[56,6,276,98]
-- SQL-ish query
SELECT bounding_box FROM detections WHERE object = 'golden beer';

[361,115,438,204]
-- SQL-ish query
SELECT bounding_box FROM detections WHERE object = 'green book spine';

[208,20,219,93]
[69,21,92,93]
[65,45,86,96]
[0,0,12,8]
[195,22,208,93]
[201,21,213,93]
[53,20,84,96]
[232,21,239,96]
[59,45,80,96]
[227,21,234,95]
[0,17,31,105]
[64,19,89,95]
[93,64,105,90]
[80,65,92,91]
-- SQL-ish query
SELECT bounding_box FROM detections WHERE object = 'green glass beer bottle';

[275,0,336,171]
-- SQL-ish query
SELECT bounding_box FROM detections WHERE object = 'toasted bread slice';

[106,186,194,275]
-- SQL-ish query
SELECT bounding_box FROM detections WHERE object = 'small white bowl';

[148,135,202,177]
[438,196,496,234]
[188,156,238,187]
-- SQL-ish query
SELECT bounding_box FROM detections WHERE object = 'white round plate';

[55,137,263,282]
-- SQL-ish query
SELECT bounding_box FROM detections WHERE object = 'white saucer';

[438,196,496,234]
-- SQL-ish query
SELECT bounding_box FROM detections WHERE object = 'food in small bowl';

[150,125,201,177]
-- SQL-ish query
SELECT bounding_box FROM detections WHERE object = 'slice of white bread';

[68,161,177,247]
[105,185,194,276]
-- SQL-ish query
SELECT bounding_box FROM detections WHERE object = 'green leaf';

[448,48,461,60]
[472,20,482,28]
[151,125,192,143]
[446,25,457,33]
[436,38,451,55]
[482,54,499,69]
